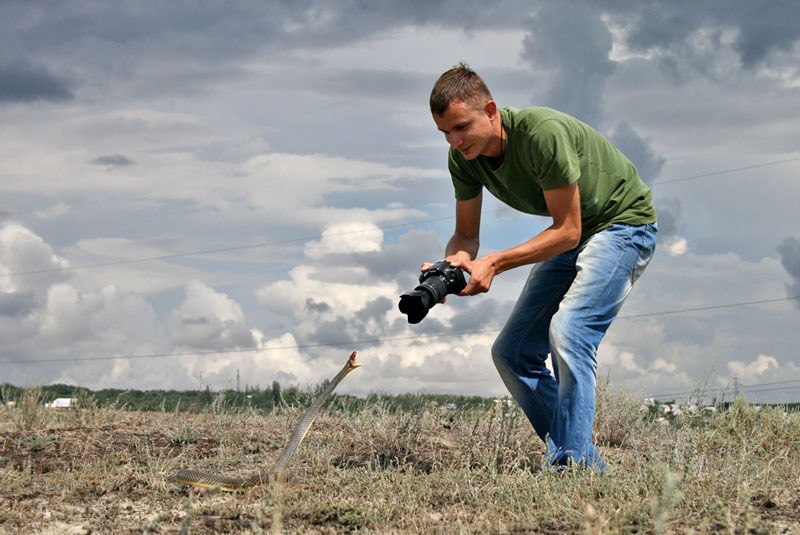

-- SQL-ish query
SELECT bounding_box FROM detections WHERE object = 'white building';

[45,398,77,410]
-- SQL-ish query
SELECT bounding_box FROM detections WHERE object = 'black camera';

[399,260,467,324]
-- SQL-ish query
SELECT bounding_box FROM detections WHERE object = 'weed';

[170,424,199,445]
[8,384,48,432]
[21,433,59,452]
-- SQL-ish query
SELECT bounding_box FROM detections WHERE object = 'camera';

[399,260,467,324]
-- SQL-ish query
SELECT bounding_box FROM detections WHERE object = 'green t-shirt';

[449,107,656,243]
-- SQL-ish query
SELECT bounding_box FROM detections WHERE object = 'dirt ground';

[2,402,799,534]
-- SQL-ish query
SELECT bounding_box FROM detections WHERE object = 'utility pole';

[236,369,240,392]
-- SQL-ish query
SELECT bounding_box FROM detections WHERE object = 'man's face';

[433,99,497,160]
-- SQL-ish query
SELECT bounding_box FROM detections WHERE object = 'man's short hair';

[430,62,493,116]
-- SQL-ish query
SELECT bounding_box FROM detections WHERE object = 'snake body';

[168,351,360,491]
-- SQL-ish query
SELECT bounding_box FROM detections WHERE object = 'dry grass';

[1,384,798,534]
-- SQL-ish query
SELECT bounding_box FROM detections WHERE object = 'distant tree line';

[0,382,498,413]
[3,382,797,414]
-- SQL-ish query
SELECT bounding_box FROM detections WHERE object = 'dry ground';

[1,388,799,534]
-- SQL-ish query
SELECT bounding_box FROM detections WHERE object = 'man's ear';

[483,99,498,118]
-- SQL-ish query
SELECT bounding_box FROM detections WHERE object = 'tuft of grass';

[169,424,199,445]
[6,385,50,432]
[595,379,648,448]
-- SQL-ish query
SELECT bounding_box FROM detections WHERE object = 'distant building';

[45,398,77,410]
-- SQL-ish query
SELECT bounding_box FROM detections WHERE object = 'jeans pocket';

[635,224,658,253]
[631,224,657,283]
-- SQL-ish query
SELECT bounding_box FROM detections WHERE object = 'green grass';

[0,383,798,533]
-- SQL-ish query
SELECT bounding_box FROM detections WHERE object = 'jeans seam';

[511,266,575,424]
[583,225,631,312]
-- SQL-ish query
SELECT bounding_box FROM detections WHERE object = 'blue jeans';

[491,223,657,471]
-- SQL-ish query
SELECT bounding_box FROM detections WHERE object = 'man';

[426,63,657,471]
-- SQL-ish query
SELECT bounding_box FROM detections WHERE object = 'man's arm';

[452,182,581,295]
[444,193,482,263]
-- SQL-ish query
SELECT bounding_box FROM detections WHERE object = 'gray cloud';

[732,2,800,67]
[0,291,38,317]
[653,198,682,240]
[521,3,616,126]
[777,236,800,301]
[449,297,509,333]
[305,298,331,314]
[0,60,73,103]
[602,1,800,71]
[354,296,393,326]
[90,154,135,167]
[610,121,666,183]
[172,317,256,350]
[303,230,445,285]
[516,4,672,237]
[313,69,431,103]
[306,296,395,348]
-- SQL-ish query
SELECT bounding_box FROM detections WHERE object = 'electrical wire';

[4,156,798,278]
[2,213,460,277]
[648,156,800,186]
[651,379,800,402]
[4,294,798,366]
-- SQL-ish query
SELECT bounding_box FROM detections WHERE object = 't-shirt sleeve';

[448,149,483,200]
[531,120,581,190]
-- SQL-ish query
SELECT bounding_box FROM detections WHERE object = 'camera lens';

[399,261,467,324]
[399,277,448,323]
[398,292,428,324]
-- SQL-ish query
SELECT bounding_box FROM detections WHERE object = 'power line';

[4,294,798,366]
[651,378,800,401]
[3,214,460,277]
[616,295,800,319]
[0,328,500,365]
[5,156,798,278]
[735,384,800,397]
[648,156,800,186]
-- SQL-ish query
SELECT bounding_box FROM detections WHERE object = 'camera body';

[399,260,467,324]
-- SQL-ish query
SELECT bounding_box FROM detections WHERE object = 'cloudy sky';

[2,1,799,404]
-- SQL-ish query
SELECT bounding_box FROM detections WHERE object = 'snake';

[168,351,361,491]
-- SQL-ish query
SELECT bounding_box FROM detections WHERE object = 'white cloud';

[39,283,92,339]
[619,351,644,373]
[289,25,528,77]
[0,223,68,292]
[651,358,678,375]
[257,263,398,324]
[304,222,383,259]
[33,203,71,220]
[237,152,442,225]
[179,280,245,324]
[171,280,256,351]
[727,354,779,378]
[665,237,688,256]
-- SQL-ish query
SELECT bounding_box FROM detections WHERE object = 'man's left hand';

[450,256,496,296]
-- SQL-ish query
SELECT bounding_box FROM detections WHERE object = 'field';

[1,384,799,534]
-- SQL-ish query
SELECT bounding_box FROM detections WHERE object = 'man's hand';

[449,255,496,296]
[420,251,471,273]
[418,252,475,304]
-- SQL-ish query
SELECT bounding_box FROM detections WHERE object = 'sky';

[1,0,799,404]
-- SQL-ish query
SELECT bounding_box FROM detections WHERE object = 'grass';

[0,383,798,534]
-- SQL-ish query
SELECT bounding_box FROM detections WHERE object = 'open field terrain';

[1,386,799,534]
